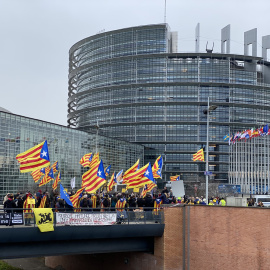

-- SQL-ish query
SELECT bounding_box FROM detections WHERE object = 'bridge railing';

[0,207,164,227]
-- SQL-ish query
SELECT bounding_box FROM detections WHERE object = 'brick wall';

[46,206,270,270]
[188,206,270,269]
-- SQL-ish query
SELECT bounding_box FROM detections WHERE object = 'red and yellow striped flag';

[123,159,140,184]
[31,169,43,183]
[82,160,106,194]
[192,149,204,162]
[79,153,93,167]
[39,196,47,208]
[16,141,50,173]
[52,172,61,190]
[107,172,117,192]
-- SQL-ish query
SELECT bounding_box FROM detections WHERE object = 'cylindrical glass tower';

[68,23,270,189]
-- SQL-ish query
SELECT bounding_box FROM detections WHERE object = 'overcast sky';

[1,0,269,126]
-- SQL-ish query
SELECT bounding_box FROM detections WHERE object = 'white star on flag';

[145,170,149,176]
[41,150,47,157]
[98,170,102,176]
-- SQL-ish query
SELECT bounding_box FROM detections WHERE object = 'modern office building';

[67,23,270,191]
[0,108,144,199]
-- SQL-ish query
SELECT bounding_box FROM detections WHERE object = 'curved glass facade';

[68,24,270,185]
[0,111,144,200]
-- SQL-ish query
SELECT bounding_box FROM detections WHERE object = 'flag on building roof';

[82,160,106,194]
[39,168,54,187]
[31,169,43,183]
[51,161,59,173]
[126,163,156,189]
[104,165,111,176]
[60,183,73,207]
[52,172,61,190]
[79,153,93,167]
[170,175,180,181]
[152,156,163,179]
[192,149,204,162]
[107,172,117,192]
[16,140,50,173]
[123,159,140,184]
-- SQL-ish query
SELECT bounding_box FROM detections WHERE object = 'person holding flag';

[60,183,73,209]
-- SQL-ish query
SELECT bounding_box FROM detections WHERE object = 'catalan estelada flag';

[141,182,156,198]
[16,141,50,173]
[70,187,85,211]
[126,163,156,189]
[170,175,180,181]
[79,153,93,167]
[154,198,162,215]
[39,195,47,208]
[107,172,117,192]
[52,172,61,190]
[39,168,54,187]
[193,149,204,162]
[122,159,140,184]
[152,156,163,179]
[31,169,43,183]
[104,165,111,176]
[51,161,59,173]
[115,198,126,212]
[82,160,106,194]
[32,208,54,232]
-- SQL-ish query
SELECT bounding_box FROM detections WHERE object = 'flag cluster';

[227,124,270,145]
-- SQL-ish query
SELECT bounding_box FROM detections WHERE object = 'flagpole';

[205,97,209,205]
[95,117,99,154]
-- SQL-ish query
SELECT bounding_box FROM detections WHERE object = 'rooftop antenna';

[206,41,214,53]
[164,0,167,23]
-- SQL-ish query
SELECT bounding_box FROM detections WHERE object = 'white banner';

[56,212,117,226]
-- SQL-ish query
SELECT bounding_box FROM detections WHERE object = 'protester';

[4,194,16,226]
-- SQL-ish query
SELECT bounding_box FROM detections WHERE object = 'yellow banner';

[133,188,140,193]
[122,188,126,193]
[32,208,54,232]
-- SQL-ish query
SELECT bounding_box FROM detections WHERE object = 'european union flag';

[60,183,73,207]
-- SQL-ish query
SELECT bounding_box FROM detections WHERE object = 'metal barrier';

[0,207,164,227]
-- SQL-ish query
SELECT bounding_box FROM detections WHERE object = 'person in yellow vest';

[209,200,214,205]
[220,197,226,206]
[23,193,36,226]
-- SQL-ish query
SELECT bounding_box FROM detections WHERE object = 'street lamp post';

[203,97,217,204]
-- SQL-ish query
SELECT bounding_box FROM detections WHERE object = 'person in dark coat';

[4,194,16,226]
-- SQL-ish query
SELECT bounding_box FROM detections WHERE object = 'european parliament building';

[0,107,144,199]
[67,23,270,192]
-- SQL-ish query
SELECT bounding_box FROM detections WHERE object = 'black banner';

[0,212,24,225]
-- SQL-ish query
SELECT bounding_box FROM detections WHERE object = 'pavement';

[3,257,53,270]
